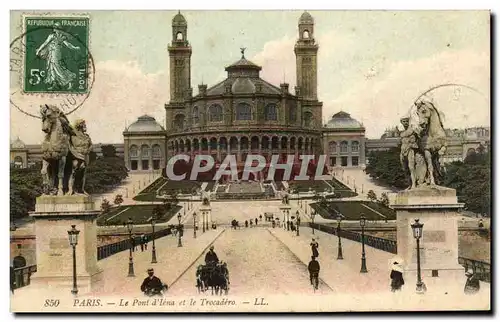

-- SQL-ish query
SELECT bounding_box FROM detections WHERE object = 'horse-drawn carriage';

[196,262,230,295]
[231,219,240,229]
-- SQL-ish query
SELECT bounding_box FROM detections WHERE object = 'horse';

[413,100,447,186]
[40,104,75,196]
[196,263,229,295]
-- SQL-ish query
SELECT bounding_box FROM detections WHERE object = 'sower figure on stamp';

[35,22,80,90]
[68,119,92,195]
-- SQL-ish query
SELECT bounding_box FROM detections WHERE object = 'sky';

[9,10,490,144]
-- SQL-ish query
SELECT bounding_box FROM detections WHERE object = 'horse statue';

[40,104,93,196]
[407,98,447,187]
[201,190,211,206]
[40,104,75,195]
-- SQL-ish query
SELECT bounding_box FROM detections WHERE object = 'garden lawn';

[96,204,182,226]
[311,200,396,221]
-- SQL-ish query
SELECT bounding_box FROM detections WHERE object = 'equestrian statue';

[40,104,93,196]
[399,97,447,189]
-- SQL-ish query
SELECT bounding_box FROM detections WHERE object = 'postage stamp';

[9,10,491,314]
[23,16,90,94]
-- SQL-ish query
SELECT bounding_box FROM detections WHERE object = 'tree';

[365,147,409,189]
[101,199,111,213]
[114,194,124,206]
[379,192,390,207]
[101,144,117,158]
[367,190,377,202]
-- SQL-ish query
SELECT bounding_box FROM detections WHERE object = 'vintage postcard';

[9,10,491,313]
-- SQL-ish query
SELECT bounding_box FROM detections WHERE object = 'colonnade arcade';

[169,134,320,163]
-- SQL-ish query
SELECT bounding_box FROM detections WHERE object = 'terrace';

[97,204,182,226]
[311,200,396,221]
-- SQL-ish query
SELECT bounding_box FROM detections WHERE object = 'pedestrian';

[141,268,167,297]
[143,234,148,250]
[131,234,137,252]
[390,261,404,292]
[310,238,319,258]
[250,219,253,227]
[140,234,145,252]
[259,214,263,222]
[464,268,480,294]
[10,266,15,294]
[245,220,248,228]
[255,218,258,225]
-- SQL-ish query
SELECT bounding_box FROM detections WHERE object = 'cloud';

[10,61,169,144]
[326,49,490,138]
[249,32,489,138]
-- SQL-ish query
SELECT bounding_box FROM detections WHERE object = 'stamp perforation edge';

[18,12,93,98]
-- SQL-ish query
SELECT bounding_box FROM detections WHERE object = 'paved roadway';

[168,227,332,296]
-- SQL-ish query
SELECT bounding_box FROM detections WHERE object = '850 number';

[44,299,60,307]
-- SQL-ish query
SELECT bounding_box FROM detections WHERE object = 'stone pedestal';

[391,186,466,293]
[199,205,212,228]
[30,195,103,293]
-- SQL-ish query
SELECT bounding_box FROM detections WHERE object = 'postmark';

[10,14,95,118]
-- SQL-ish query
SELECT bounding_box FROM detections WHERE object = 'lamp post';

[67,225,80,295]
[286,210,290,231]
[177,213,183,247]
[124,218,135,277]
[193,212,197,239]
[411,218,425,293]
[296,210,300,236]
[336,215,343,260]
[283,211,286,230]
[311,210,316,234]
[184,202,186,216]
[359,214,368,273]
[150,215,157,264]
[202,211,206,233]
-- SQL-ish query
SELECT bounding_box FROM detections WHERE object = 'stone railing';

[12,264,37,291]
[309,222,491,283]
[458,257,491,283]
[97,227,172,260]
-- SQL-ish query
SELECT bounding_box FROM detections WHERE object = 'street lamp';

[286,210,290,231]
[177,213,183,247]
[124,218,135,277]
[150,215,157,264]
[411,218,425,293]
[67,225,80,295]
[336,215,343,260]
[296,210,300,236]
[202,211,206,233]
[184,202,186,216]
[359,214,368,273]
[193,212,197,239]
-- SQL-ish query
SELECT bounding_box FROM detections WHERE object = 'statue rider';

[399,116,419,189]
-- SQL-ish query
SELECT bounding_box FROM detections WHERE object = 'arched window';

[130,145,139,158]
[176,32,184,40]
[174,114,185,131]
[236,102,252,121]
[264,104,277,121]
[209,104,223,122]
[303,30,310,39]
[340,141,348,153]
[303,112,313,127]
[329,141,337,153]
[141,145,150,158]
[351,141,359,153]
[192,106,199,124]
[152,145,161,158]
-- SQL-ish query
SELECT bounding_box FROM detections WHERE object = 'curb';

[168,228,227,288]
[266,228,334,292]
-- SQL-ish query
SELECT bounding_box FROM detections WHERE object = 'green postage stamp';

[23,16,90,94]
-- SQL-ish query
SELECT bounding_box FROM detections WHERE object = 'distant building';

[322,111,366,167]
